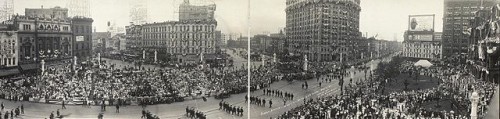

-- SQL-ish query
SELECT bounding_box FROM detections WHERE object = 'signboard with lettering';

[76,36,84,42]
[408,34,433,41]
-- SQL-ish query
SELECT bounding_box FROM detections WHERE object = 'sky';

[9,0,445,41]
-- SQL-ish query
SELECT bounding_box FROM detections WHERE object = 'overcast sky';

[10,0,446,41]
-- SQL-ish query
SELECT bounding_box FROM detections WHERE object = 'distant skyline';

[7,0,460,41]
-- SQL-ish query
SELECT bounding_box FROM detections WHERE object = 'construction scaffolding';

[67,0,91,18]
[0,0,14,22]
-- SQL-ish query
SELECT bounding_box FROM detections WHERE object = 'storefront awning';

[20,64,39,71]
[0,68,20,77]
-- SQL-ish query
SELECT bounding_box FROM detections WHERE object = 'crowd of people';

[0,54,262,106]
[276,57,498,119]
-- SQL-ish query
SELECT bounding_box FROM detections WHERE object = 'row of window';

[0,57,17,66]
[402,53,436,59]
[143,24,216,33]
[167,48,216,54]
[21,24,71,32]
[139,40,215,47]
[143,33,216,39]
[403,49,441,53]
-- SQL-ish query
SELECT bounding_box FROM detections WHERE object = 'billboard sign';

[408,34,433,41]
[76,36,84,42]
[409,15,435,32]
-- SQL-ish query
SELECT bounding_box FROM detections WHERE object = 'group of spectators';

[0,53,270,108]
[275,57,498,119]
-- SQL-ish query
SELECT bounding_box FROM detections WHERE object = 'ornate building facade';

[126,0,218,63]
[286,0,362,62]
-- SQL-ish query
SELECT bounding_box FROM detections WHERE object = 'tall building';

[442,0,497,59]
[469,5,500,83]
[402,15,442,60]
[0,29,18,77]
[4,7,92,71]
[179,0,216,21]
[130,0,148,25]
[126,1,218,63]
[0,30,18,68]
[269,30,286,55]
[72,17,94,58]
[285,0,362,62]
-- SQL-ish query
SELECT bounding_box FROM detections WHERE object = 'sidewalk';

[485,87,499,119]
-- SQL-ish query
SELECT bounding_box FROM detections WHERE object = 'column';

[97,53,101,68]
[41,60,45,74]
[154,50,158,63]
[304,55,308,71]
[143,50,146,59]
[261,54,265,66]
[470,91,479,119]
[200,52,204,63]
[273,53,277,63]
[73,56,77,70]
[340,53,343,63]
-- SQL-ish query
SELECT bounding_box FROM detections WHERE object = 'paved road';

[0,52,392,119]
[485,87,499,119]
[248,55,392,119]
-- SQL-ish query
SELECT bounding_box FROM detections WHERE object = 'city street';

[0,53,390,119]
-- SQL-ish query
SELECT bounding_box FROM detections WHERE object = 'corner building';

[442,0,497,59]
[286,0,361,62]
[126,0,218,63]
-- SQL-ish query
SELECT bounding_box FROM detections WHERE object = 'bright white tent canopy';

[414,60,433,68]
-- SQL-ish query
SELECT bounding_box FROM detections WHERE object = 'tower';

[130,0,148,25]
[67,0,91,18]
[0,0,14,22]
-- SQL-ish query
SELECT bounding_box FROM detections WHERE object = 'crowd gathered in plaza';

[276,57,498,119]
[0,54,256,107]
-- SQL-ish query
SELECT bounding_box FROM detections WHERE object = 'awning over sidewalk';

[20,64,39,71]
[0,68,20,77]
